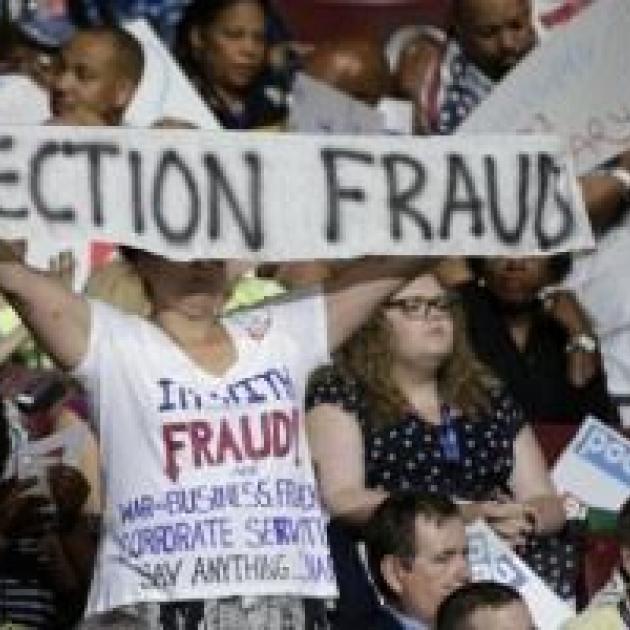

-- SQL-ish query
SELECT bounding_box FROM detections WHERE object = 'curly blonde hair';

[331,298,499,430]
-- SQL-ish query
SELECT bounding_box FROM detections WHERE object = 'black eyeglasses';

[384,293,460,319]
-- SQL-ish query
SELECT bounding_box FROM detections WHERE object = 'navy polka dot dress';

[307,367,577,600]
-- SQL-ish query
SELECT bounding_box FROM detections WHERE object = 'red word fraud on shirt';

[163,408,300,481]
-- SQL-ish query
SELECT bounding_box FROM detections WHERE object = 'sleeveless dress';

[307,368,577,600]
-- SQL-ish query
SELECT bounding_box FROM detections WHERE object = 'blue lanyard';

[438,405,461,463]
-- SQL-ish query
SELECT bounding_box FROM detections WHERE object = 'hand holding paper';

[481,500,537,547]
[553,417,630,511]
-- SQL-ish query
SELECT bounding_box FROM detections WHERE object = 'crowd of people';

[0,0,629,628]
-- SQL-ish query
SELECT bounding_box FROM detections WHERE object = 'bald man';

[304,37,390,107]
[395,0,535,134]
[452,0,536,83]
[51,26,144,126]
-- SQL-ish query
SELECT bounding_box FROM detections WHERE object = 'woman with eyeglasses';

[306,272,573,620]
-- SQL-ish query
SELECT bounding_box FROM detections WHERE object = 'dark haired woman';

[442,256,617,426]
[176,0,289,129]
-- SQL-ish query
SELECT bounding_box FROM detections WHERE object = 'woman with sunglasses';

[306,272,572,617]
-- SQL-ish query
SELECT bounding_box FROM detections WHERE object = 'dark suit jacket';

[331,602,408,630]
[368,606,406,630]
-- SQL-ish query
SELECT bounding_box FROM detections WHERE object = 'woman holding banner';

[306,271,575,609]
[0,239,427,629]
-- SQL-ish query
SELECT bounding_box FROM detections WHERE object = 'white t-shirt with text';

[74,293,336,616]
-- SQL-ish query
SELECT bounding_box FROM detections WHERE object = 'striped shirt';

[0,544,57,629]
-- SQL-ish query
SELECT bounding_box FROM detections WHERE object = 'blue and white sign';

[552,416,630,510]
[467,521,574,629]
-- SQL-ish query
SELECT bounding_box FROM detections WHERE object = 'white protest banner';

[0,75,49,125]
[460,0,630,175]
[467,521,574,629]
[288,73,384,135]
[123,20,221,130]
[0,125,592,261]
[552,417,630,511]
[378,98,414,135]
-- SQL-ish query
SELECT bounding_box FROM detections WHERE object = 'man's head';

[0,398,9,470]
[51,26,144,125]
[435,581,536,630]
[304,38,390,106]
[453,0,536,81]
[366,492,469,624]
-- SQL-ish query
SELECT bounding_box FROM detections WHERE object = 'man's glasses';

[384,293,460,319]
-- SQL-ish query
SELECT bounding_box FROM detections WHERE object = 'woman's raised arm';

[0,241,90,370]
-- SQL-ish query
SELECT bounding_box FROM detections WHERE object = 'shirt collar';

[385,604,430,630]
